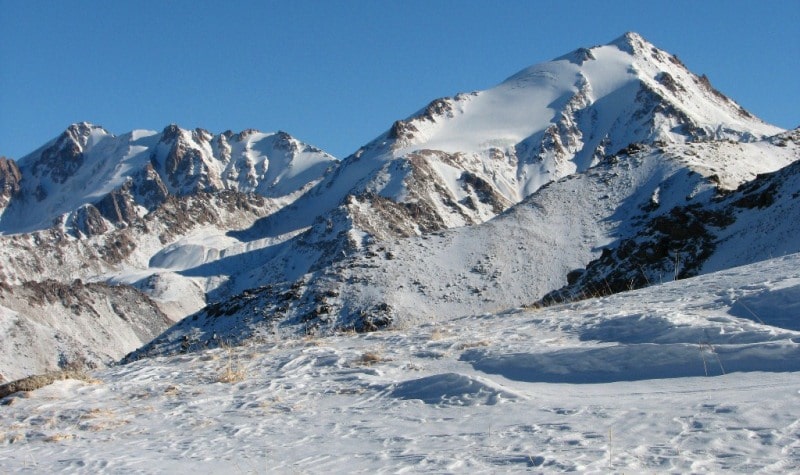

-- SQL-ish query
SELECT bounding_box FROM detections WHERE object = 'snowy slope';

[541,128,800,304]
[0,280,170,382]
[3,254,800,472]
[391,33,778,171]
[704,129,800,270]
[0,186,304,380]
[166,33,794,340]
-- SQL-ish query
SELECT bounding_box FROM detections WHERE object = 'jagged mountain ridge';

[0,123,337,236]
[1,32,797,376]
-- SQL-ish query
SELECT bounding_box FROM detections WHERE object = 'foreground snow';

[2,254,799,473]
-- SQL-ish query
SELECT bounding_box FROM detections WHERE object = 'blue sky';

[1,0,798,160]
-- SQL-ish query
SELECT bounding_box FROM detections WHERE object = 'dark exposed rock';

[233,128,258,141]
[160,124,182,142]
[656,71,685,94]
[272,130,298,152]
[354,303,393,332]
[730,170,782,209]
[389,120,419,141]
[96,187,138,227]
[460,171,509,214]
[560,47,596,65]
[133,162,170,208]
[34,135,83,183]
[97,231,137,263]
[697,74,728,102]
[29,123,109,185]
[70,204,109,237]
[163,140,215,192]
[633,82,702,139]
[539,203,735,306]
[420,98,455,121]
[615,143,648,157]
[0,370,93,399]
[0,157,22,207]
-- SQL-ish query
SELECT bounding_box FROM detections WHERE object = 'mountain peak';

[67,121,103,133]
[607,31,650,54]
[62,122,110,149]
[392,31,779,168]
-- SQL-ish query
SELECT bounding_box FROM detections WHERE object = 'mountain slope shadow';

[460,340,800,384]
[728,285,800,331]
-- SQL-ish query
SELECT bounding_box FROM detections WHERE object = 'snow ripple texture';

[1,253,799,473]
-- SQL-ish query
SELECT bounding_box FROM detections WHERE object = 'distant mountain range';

[0,32,797,380]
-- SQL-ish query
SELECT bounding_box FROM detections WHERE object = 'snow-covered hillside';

[0,124,336,378]
[131,126,799,354]
[1,31,798,471]
[3,254,800,472]
[0,280,170,382]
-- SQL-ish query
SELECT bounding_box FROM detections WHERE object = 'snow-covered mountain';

[1,32,798,379]
[208,31,788,298]
[127,33,796,357]
[129,127,800,357]
[235,32,780,242]
[0,122,336,236]
[0,124,336,378]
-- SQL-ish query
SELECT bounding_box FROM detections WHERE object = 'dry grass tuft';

[455,340,491,350]
[335,326,358,336]
[44,433,75,443]
[355,351,386,366]
[429,327,446,340]
[216,350,247,383]
[217,365,246,383]
[80,408,115,420]
[164,385,180,396]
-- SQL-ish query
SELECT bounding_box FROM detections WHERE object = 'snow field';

[1,253,799,473]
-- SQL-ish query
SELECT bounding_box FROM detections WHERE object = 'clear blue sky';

[1,0,798,160]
